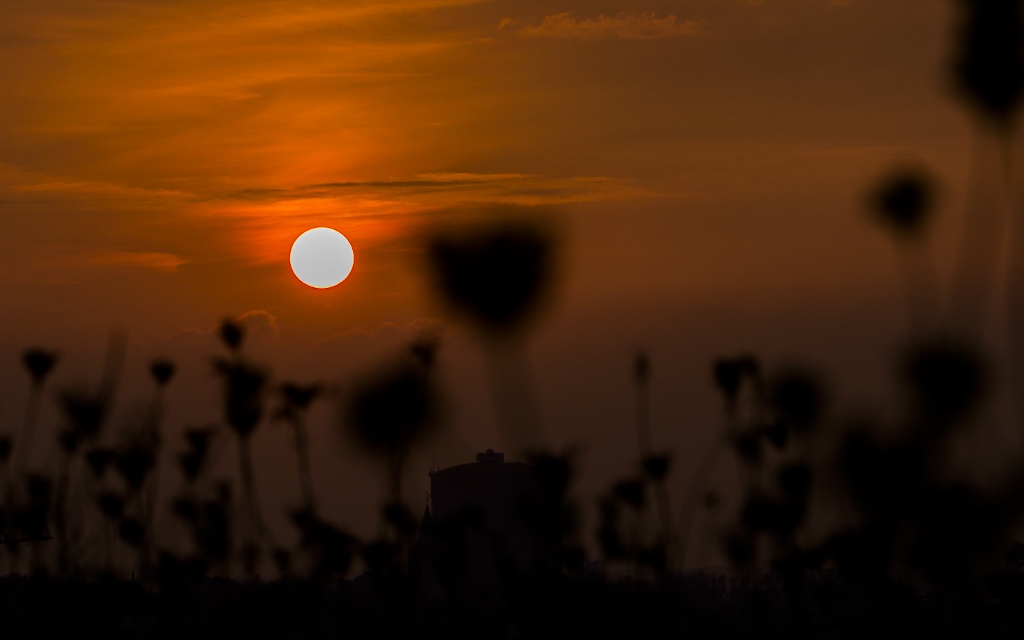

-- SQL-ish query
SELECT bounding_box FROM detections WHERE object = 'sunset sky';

[0,1,984,551]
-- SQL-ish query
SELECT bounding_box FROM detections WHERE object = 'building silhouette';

[412,450,560,604]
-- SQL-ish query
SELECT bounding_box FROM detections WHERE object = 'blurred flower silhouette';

[427,221,554,339]
[219,318,244,352]
[870,168,936,241]
[22,349,57,386]
[953,0,1024,127]
[276,382,322,510]
[346,352,437,504]
[213,318,269,575]
[177,427,215,484]
[214,358,268,439]
[149,359,176,387]
[16,349,58,473]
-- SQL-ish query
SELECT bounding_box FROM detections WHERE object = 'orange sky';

[0,1,986,549]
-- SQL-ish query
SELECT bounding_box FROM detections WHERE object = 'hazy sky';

[0,1,986,554]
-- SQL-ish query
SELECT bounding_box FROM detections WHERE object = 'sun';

[290,227,355,289]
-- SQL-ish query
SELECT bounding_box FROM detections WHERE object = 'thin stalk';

[676,437,726,570]
[950,126,1009,335]
[484,343,546,458]
[292,419,316,512]
[237,436,257,576]
[16,385,43,476]
[896,243,943,335]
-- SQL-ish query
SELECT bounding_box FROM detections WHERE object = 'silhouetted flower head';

[149,359,176,387]
[218,319,244,352]
[642,454,671,482]
[771,369,826,433]
[427,222,554,338]
[85,448,115,478]
[870,169,936,240]
[179,427,215,481]
[732,431,762,465]
[713,359,743,399]
[115,431,159,491]
[953,0,1024,127]
[96,491,125,521]
[25,474,51,504]
[214,358,267,438]
[119,518,144,548]
[612,479,646,509]
[758,419,787,450]
[277,382,321,423]
[22,349,57,386]
[346,357,436,455]
[903,340,987,426]
[58,389,108,442]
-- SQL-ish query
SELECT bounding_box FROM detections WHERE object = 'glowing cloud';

[516,12,699,40]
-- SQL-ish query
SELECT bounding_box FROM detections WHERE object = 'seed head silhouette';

[214,359,267,438]
[22,349,57,386]
[428,222,553,338]
[870,169,936,240]
[149,359,176,387]
[84,448,115,478]
[219,318,245,352]
[346,357,435,455]
[770,369,825,434]
[953,0,1024,126]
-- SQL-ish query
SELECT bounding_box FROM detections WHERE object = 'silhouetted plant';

[427,222,554,338]
[427,221,554,455]
[213,318,271,576]
[345,349,436,505]
[16,349,57,474]
[84,448,114,478]
[870,168,936,241]
[219,318,244,352]
[276,382,321,511]
[178,426,215,484]
[952,0,1024,129]
[769,369,824,435]
[149,359,176,387]
[902,339,987,428]
[114,430,158,493]
[869,166,943,333]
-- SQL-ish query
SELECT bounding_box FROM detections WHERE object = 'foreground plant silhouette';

[427,219,556,457]
[1,4,1024,640]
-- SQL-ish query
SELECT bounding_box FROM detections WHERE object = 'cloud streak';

[87,250,187,272]
[514,12,699,40]
[221,172,648,207]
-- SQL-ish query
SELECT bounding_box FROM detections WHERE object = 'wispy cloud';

[235,309,280,334]
[224,172,646,205]
[87,250,187,272]
[513,12,699,40]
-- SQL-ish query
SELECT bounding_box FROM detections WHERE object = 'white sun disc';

[290,227,354,289]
